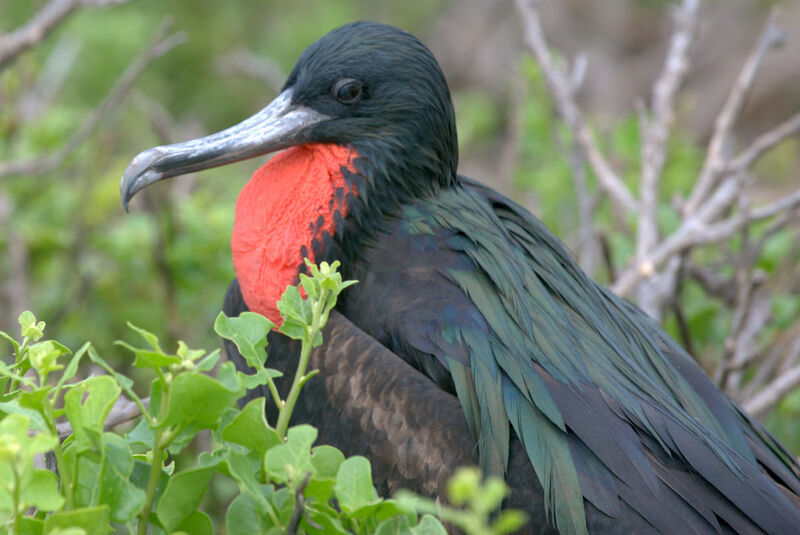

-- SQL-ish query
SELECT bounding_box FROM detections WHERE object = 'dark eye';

[333,78,364,104]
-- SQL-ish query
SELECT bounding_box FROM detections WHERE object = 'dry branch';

[515,1,800,411]
[0,0,131,71]
[633,0,698,318]
[57,395,149,438]
[743,363,800,418]
[0,18,186,179]
[514,0,638,214]
[684,9,787,215]
[214,49,286,93]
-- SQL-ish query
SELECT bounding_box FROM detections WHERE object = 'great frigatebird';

[120,22,800,534]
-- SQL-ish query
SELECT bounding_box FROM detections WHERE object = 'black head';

[120,22,458,209]
[289,22,458,187]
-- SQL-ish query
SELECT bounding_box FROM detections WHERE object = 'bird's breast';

[231,143,358,324]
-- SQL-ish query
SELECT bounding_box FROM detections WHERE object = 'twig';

[0,194,32,334]
[0,18,186,178]
[687,262,736,305]
[635,0,698,316]
[743,362,800,418]
[740,319,800,403]
[57,396,149,438]
[612,186,800,296]
[214,50,285,93]
[514,0,638,214]
[684,9,786,215]
[0,0,131,71]
[16,35,81,122]
[570,143,600,275]
[287,472,312,535]
[725,111,800,175]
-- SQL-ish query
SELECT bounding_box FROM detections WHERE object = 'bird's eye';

[333,78,364,104]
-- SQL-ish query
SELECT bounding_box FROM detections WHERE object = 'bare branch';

[612,185,800,296]
[0,18,186,179]
[684,9,786,215]
[687,262,736,305]
[214,49,285,93]
[514,0,638,214]
[743,362,800,418]
[0,0,131,71]
[725,111,800,175]
[703,189,800,242]
[569,143,600,274]
[0,194,32,334]
[287,472,312,535]
[636,0,697,296]
[57,396,148,438]
[16,36,81,122]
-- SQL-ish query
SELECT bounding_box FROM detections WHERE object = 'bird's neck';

[231,143,358,324]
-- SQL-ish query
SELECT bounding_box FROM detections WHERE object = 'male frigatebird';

[120,22,800,534]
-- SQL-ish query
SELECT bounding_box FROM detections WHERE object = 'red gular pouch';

[231,143,359,325]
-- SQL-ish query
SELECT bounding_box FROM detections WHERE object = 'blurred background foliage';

[2,0,799,457]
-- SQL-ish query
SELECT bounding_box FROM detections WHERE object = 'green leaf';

[160,373,241,431]
[334,456,379,513]
[0,399,48,431]
[305,444,344,502]
[310,445,344,479]
[98,433,145,522]
[42,528,85,535]
[18,517,44,535]
[277,285,311,325]
[20,470,64,512]
[125,322,163,352]
[114,342,181,370]
[63,376,120,451]
[28,341,67,379]
[298,273,320,300]
[54,342,90,392]
[214,312,274,368]
[176,341,206,363]
[222,398,280,457]
[130,459,168,505]
[18,388,50,415]
[156,464,217,533]
[0,414,55,468]
[238,367,282,390]
[263,425,316,484]
[304,502,349,534]
[19,311,45,341]
[413,514,448,535]
[226,491,270,535]
[42,506,111,535]
[174,510,213,535]
[491,510,528,534]
[195,350,221,372]
[375,516,414,535]
[349,499,411,523]
[277,317,307,341]
[226,451,268,508]
[0,330,20,354]
[447,466,480,505]
[125,418,154,450]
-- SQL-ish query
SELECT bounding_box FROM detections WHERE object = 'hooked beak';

[120,88,329,211]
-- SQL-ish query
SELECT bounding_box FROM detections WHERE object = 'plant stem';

[138,428,165,535]
[137,390,174,535]
[8,337,28,394]
[274,292,327,440]
[43,397,73,509]
[12,466,20,535]
[264,374,283,410]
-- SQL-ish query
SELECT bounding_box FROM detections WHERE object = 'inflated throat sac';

[231,143,358,324]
